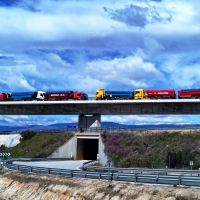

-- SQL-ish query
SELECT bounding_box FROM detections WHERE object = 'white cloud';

[102,115,190,125]
[160,54,200,88]
[145,0,200,35]
[86,55,164,88]
[0,2,125,45]
[0,64,37,91]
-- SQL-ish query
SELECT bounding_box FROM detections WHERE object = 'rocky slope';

[0,168,200,200]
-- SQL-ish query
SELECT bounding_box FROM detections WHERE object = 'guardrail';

[83,164,200,175]
[4,160,200,187]
[2,125,200,135]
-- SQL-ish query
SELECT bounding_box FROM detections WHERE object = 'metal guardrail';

[83,164,200,175]
[3,160,200,187]
[2,125,200,135]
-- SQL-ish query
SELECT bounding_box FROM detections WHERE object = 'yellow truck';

[94,88,150,100]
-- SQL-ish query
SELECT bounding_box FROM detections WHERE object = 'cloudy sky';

[0,0,200,126]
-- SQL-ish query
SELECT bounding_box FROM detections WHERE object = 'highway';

[0,99,200,104]
[13,160,87,170]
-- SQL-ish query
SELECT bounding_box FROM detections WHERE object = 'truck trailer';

[45,91,88,100]
[178,89,200,99]
[11,91,45,101]
[145,89,176,99]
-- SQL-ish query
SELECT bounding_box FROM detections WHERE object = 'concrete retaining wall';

[48,135,77,159]
[48,133,108,166]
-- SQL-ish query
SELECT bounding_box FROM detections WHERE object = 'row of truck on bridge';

[0,88,200,101]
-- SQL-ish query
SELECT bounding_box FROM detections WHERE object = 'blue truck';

[11,91,45,101]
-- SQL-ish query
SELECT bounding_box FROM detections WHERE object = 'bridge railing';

[1,125,200,135]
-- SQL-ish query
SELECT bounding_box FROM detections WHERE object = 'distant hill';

[0,122,200,132]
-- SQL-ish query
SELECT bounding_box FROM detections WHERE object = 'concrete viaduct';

[0,99,200,128]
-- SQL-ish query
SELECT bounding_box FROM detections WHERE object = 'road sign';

[190,160,193,166]
[0,152,11,156]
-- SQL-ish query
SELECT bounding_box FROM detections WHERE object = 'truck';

[94,88,149,100]
[0,93,11,101]
[11,91,45,101]
[178,89,200,99]
[45,91,88,100]
[145,89,176,99]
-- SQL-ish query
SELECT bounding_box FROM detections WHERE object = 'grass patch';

[6,132,73,158]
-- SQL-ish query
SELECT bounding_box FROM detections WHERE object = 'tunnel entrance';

[77,138,99,160]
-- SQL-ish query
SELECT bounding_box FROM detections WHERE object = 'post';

[107,161,111,182]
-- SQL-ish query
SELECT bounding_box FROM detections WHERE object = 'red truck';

[45,91,88,100]
[0,93,11,101]
[145,89,176,99]
[178,89,200,99]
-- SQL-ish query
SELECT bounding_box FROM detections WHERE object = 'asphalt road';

[13,160,89,170]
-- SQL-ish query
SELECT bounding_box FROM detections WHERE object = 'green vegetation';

[20,130,37,141]
[101,130,200,169]
[6,130,73,158]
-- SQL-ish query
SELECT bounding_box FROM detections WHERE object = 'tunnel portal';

[77,137,99,160]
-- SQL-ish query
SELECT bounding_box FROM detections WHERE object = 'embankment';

[0,168,200,200]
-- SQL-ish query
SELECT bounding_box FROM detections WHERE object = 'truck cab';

[94,88,105,100]
[74,91,88,100]
[134,89,149,100]
[0,93,11,101]
[36,91,46,100]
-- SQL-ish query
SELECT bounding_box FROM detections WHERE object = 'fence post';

[99,172,101,180]
[178,176,181,186]
[135,174,137,183]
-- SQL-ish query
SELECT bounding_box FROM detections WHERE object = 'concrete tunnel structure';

[48,132,108,166]
[48,114,109,165]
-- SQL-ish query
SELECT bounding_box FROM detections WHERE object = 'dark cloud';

[0,56,7,59]
[150,0,163,2]
[0,0,40,12]
[0,55,16,66]
[0,0,19,7]
[33,49,125,64]
[104,4,171,28]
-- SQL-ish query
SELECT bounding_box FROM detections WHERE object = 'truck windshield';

[95,92,99,95]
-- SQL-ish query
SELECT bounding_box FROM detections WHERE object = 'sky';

[0,0,200,126]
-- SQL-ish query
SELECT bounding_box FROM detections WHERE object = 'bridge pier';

[78,114,101,128]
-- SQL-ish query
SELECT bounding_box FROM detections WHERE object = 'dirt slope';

[0,168,200,200]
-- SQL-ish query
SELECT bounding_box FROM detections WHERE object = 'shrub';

[0,145,6,151]
[101,130,200,169]
[20,130,37,141]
